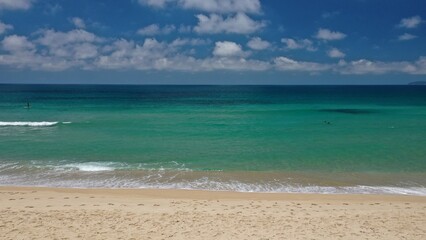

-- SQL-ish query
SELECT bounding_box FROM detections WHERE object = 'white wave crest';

[0,121,58,127]
[64,163,114,172]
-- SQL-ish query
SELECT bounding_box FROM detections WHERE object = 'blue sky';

[0,0,425,84]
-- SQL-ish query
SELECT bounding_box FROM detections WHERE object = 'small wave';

[63,163,114,172]
[0,121,58,127]
[1,161,425,196]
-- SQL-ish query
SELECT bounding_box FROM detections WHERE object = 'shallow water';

[1,85,425,194]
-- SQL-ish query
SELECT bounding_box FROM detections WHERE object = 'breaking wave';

[0,121,71,127]
[0,161,425,196]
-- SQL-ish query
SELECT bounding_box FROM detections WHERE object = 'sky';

[0,0,425,84]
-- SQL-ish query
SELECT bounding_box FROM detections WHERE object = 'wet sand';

[1,186,425,239]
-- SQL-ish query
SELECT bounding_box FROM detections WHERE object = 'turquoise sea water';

[1,85,425,195]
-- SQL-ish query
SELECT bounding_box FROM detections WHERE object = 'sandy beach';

[0,187,425,239]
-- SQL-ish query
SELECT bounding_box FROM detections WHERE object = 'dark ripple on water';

[319,109,378,115]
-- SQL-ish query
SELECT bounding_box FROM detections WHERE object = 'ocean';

[0,84,425,195]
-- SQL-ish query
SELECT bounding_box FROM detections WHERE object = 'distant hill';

[408,81,426,85]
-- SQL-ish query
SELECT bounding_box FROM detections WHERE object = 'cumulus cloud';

[179,0,261,14]
[411,57,426,75]
[36,29,101,47]
[170,38,210,47]
[213,41,246,57]
[70,17,86,29]
[0,20,13,35]
[28,29,100,69]
[247,37,270,50]
[137,24,176,36]
[273,56,426,75]
[137,0,261,14]
[2,35,34,52]
[336,58,426,75]
[96,38,175,70]
[0,35,70,71]
[178,25,192,33]
[194,13,265,34]
[397,16,423,29]
[0,0,33,10]
[315,28,346,41]
[201,57,270,71]
[1,28,426,75]
[337,59,413,75]
[327,48,345,58]
[281,38,316,51]
[137,0,171,8]
[274,57,331,72]
[96,38,266,71]
[398,33,417,41]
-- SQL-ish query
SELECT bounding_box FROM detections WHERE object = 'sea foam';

[64,163,114,172]
[1,162,425,196]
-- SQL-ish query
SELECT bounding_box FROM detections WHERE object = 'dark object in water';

[319,109,375,115]
[323,121,332,125]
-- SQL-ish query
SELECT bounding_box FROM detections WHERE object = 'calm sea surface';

[1,85,425,195]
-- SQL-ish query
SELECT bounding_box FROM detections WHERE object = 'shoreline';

[2,185,426,200]
[1,165,425,196]
[1,186,425,239]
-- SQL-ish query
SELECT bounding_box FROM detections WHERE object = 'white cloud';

[0,32,124,71]
[397,16,422,29]
[0,35,71,71]
[34,29,101,67]
[137,24,176,36]
[179,0,261,14]
[0,20,13,35]
[274,56,331,72]
[72,43,98,59]
[96,38,266,72]
[70,17,86,29]
[281,38,316,51]
[271,56,426,75]
[1,28,426,75]
[338,59,396,74]
[398,33,417,41]
[0,0,33,10]
[137,0,261,14]
[178,25,192,33]
[194,13,265,34]
[327,48,345,58]
[247,37,270,50]
[412,57,426,74]
[170,38,210,47]
[96,38,199,71]
[315,28,346,41]
[137,0,171,8]
[2,35,34,52]
[200,57,270,71]
[36,29,101,47]
[336,58,426,75]
[213,41,246,57]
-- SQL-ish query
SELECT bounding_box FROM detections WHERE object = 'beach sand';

[0,187,425,239]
